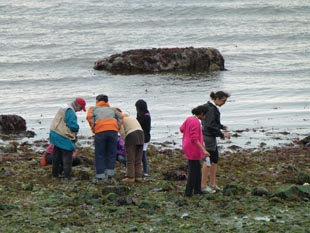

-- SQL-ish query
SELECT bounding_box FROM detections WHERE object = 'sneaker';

[121,177,135,183]
[202,186,216,194]
[211,185,223,191]
[91,177,105,184]
[143,173,149,177]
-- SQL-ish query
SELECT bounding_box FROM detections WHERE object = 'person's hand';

[203,148,210,157]
[74,133,78,142]
[72,150,78,159]
[224,132,231,139]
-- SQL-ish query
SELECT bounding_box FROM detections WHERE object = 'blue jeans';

[142,150,148,174]
[94,131,118,178]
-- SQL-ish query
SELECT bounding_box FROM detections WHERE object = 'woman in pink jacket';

[180,105,210,197]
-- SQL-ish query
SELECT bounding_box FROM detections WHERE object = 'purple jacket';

[180,116,205,160]
[117,135,126,156]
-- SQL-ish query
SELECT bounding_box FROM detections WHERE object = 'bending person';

[49,97,86,180]
[87,94,122,184]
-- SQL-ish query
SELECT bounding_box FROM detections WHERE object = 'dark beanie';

[96,94,108,102]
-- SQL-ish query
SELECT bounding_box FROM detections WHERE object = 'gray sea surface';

[1,0,309,150]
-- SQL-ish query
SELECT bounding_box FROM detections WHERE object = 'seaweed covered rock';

[0,115,35,141]
[297,172,310,185]
[94,47,225,74]
[251,187,269,196]
[0,114,26,132]
[298,135,310,145]
[223,182,247,196]
[271,185,310,201]
[162,170,187,181]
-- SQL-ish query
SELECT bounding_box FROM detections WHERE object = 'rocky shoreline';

[0,135,310,232]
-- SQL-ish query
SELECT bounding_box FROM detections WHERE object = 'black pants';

[47,152,80,166]
[185,160,202,197]
[52,145,73,179]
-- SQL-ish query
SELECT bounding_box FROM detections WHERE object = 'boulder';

[297,172,310,185]
[162,170,187,181]
[223,182,247,196]
[94,47,225,74]
[0,115,26,132]
[271,185,310,201]
[296,135,310,148]
[251,187,269,196]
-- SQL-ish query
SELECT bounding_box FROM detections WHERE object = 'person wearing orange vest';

[86,94,122,184]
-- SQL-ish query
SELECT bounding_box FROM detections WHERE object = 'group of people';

[47,90,230,196]
[48,95,151,184]
[180,91,231,197]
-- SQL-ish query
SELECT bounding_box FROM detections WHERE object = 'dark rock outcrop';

[0,115,27,132]
[297,135,310,148]
[0,115,35,141]
[94,47,225,74]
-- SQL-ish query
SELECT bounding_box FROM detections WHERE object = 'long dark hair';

[135,99,149,118]
[210,91,230,100]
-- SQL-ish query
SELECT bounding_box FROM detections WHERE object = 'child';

[41,144,54,166]
[41,144,80,167]
[116,134,126,166]
[180,105,210,197]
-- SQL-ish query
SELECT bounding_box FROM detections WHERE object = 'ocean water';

[1,0,309,150]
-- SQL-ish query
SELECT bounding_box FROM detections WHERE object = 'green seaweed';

[0,142,309,232]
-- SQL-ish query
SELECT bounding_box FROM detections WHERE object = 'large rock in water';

[94,47,225,74]
[0,115,27,132]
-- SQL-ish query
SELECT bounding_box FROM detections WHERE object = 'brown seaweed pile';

[0,140,310,232]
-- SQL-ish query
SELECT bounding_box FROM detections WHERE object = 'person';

[180,105,210,197]
[201,91,231,193]
[116,134,126,167]
[135,99,151,177]
[119,110,144,183]
[40,144,80,167]
[86,94,122,184]
[49,97,86,180]
[41,144,54,166]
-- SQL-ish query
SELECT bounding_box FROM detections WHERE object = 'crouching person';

[41,144,81,168]
[116,134,127,167]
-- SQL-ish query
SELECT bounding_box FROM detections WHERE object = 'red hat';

[76,97,86,112]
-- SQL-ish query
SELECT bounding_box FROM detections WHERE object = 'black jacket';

[137,113,151,143]
[202,101,224,139]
